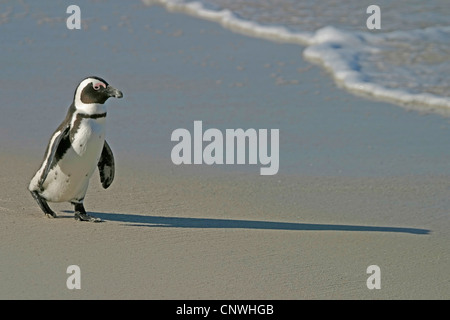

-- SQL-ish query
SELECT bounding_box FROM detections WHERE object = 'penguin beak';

[106,85,123,99]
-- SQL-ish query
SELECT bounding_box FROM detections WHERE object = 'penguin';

[28,76,123,222]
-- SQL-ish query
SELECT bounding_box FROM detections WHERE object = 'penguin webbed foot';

[30,191,58,218]
[73,202,102,223]
[74,212,102,223]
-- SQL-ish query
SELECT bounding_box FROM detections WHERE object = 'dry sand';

[1,152,448,299]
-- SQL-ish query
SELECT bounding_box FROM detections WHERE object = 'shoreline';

[148,0,450,111]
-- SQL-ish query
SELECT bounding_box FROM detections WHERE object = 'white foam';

[304,25,450,109]
[144,0,450,110]
[143,0,312,44]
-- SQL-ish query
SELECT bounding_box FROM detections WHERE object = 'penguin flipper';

[98,140,115,189]
[37,124,70,189]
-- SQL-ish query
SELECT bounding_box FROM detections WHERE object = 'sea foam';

[144,0,450,111]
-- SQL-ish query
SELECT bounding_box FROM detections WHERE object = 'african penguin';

[28,76,123,222]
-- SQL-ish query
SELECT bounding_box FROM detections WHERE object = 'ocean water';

[146,0,450,111]
[2,0,450,177]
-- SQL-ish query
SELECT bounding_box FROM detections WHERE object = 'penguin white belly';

[41,118,106,203]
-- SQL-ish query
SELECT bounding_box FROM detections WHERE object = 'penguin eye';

[93,83,105,90]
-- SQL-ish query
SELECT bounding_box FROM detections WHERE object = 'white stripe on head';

[73,77,107,115]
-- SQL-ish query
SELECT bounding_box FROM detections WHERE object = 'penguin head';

[73,76,123,109]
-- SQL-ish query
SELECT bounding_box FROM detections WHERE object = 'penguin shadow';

[69,211,430,235]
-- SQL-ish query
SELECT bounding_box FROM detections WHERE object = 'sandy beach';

[0,1,449,299]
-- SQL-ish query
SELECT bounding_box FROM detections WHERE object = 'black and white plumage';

[28,76,123,222]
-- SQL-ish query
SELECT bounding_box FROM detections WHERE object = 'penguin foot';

[30,191,57,218]
[74,211,102,222]
[72,202,102,222]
